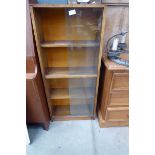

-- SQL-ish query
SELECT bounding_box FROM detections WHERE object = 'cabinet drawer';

[106,107,129,121]
[111,73,129,91]
[109,91,129,106]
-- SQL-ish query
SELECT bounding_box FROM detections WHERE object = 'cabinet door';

[49,78,96,116]
[31,6,104,119]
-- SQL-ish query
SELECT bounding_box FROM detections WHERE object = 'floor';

[27,120,129,155]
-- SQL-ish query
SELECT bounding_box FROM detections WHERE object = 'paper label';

[77,0,90,2]
[68,9,76,16]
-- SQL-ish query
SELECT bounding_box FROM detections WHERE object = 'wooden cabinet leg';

[42,122,50,131]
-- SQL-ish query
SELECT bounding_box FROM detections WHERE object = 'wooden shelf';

[52,104,93,116]
[53,105,70,116]
[41,40,99,48]
[49,88,95,99]
[52,115,94,121]
[45,67,97,79]
[51,98,94,106]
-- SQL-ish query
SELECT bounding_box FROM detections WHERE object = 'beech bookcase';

[30,4,105,120]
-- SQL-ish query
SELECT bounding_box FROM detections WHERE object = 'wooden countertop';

[102,53,129,71]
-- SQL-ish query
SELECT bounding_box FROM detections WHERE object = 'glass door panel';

[34,7,103,117]
[66,8,102,116]
[50,78,96,116]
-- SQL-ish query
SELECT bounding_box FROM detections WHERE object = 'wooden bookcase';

[30,4,105,120]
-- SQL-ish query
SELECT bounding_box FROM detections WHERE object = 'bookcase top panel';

[30,4,105,8]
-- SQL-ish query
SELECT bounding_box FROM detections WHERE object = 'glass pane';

[69,79,96,116]
[66,8,102,116]
[50,78,96,116]
[35,7,103,117]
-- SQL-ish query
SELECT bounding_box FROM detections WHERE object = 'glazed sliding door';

[31,6,104,119]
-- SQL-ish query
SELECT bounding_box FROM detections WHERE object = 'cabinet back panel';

[35,8,102,41]
[43,47,98,67]
[51,98,94,106]
[103,5,129,52]
[52,104,93,116]
[49,78,96,88]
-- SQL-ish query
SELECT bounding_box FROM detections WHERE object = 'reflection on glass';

[35,7,103,117]
[66,8,102,116]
